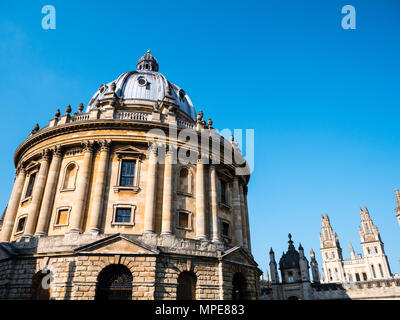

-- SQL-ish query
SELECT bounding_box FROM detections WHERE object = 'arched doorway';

[232,272,247,300]
[95,264,133,300]
[30,270,51,300]
[177,271,197,300]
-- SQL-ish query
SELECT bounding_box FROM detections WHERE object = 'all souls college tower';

[0,51,261,300]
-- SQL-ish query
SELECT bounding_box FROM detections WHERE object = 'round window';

[138,78,147,86]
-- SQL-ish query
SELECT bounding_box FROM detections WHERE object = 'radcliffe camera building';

[263,202,400,300]
[0,51,261,300]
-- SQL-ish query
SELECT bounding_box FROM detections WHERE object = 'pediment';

[74,234,159,255]
[115,145,145,156]
[221,246,258,267]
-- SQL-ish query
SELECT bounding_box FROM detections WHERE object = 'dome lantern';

[136,49,159,72]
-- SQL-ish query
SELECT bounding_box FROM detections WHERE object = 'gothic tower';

[358,207,391,279]
[320,214,345,283]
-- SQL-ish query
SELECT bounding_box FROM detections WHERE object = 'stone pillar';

[35,146,63,236]
[87,140,111,234]
[0,166,26,242]
[24,150,51,236]
[232,177,243,246]
[244,187,252,251]
[68,141,94,234]
[143,144,158,234]
[239,183,248,249]
[209,165,220,242]
[161,148,173,235]
[195,156,206,240]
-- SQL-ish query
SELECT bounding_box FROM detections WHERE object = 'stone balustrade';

[42,108,199,132]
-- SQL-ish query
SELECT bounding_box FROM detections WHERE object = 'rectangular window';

[220,181,227,204]
[362,273,367,281]
[178,211,189,229]
[355,273,360,281]
[16,217,26,233]
[120,160,135,186]
[221,221,230,237]
[56,209,69,226]
[25,172,37,198]
[115,208,131,223]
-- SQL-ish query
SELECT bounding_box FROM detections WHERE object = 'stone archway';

[95,264,133,300]
[30,270,51,300]
[232,272,247,300]
[177,271,197,300]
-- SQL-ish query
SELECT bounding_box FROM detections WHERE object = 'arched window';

[95,264,133,300]
[177,271,197,300]
[328,268,332,281]
[62,163,78,191]
[355,273,360,281]
[178,167,192,195]
[232,272,247,300]
[324,230,329,240]
[30,270,51,300]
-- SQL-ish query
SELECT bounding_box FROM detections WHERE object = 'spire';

[359,206,364,220]
[288,233,295,250]
[310,248,315,259]
[349,242,356,259]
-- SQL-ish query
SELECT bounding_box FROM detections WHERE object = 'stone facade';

[0,51,261,300]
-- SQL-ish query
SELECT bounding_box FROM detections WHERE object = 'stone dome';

[87,50,196,120]
[279,234,300,270]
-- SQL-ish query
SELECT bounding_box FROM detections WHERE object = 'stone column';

[209,165,220,242]
[24,150,51,237]
[0,166,26,242]
[239,182,248,249]
[232,177,243,246]
[35,146,63,236]
[244,187,252,251]
[68,141,94,234]
[195,156,206,240]
[161,148,173,235]
[87,140,111,234]
[143,144,158,234]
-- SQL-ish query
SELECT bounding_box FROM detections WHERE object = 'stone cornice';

[13,119,250,183]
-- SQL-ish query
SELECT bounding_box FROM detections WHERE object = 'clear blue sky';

[0,1,399,276]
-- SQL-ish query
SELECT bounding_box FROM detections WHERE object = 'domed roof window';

[137,77,147,86]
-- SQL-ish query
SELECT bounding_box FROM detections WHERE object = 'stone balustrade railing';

[45,108,197,131]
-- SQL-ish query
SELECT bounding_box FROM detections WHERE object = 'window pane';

[120,161,135,186]
[222,222,229,236]
[26,173,36,198]
[220,181,226,204]
[17,217,26,232]
[115,208,131,223]
[57,210,69,225]
[179,212,189,228]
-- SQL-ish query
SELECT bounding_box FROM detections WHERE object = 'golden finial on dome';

[147,49,151,54]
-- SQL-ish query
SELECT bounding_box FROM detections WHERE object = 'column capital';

[99,139,112,152]
[81,140,95,153]
[146,143,159,157]
[52,145,63,158]
[15,164,26,176]
[41,149,52,161]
